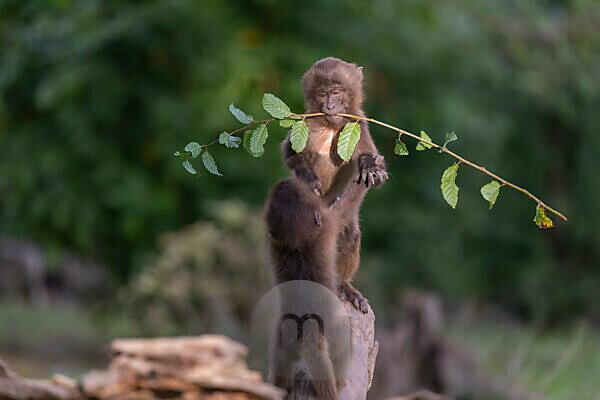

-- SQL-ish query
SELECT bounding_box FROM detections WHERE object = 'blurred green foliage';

[449,318,600,400]
[1,0,599,322]
[124,200,270,338]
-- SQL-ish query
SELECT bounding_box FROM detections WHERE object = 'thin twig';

[297,112,567,222]
[194,111,568,222]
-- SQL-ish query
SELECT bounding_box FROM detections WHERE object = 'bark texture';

[337,301,378,400]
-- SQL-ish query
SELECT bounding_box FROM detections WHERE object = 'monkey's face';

[316,84,348,124]
[302,57,364,128]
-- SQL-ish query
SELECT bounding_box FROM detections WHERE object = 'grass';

[449,317,600,400]
[0,301,137,377]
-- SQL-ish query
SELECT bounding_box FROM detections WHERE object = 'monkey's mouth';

[323,110,346,124]
[322,107,347,120]
[323,108,344,117]
[322,114,346,129]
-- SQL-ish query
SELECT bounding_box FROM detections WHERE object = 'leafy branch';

[175,94,567,229]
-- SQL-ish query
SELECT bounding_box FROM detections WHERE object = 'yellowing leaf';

[440,162,460,209]
[480,181,501,209]
[290,120,309,153]
[416,130,434,151]
[337,121,361,161]
[533,205,554,229]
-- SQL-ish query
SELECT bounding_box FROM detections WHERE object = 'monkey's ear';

[357,66,364,79]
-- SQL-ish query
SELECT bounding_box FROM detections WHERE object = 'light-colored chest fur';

[312,128,337,154]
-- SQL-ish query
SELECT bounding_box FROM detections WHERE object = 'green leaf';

[290,120,309,153]
[229,103,254,124]
[440,131,458,153]
[201,151,222,176]
[533,205,554,229]
[242,130,257,157]
[480,181,501,209]
[182,160,197,175]
[394,135,409,156]
[262,93,291,119]
[218,132,241,148]
[184,142,202,158]
[279,119,295,128]
[337,121,361,161]
[416,131,433,151]
[244,124,268,157]
[440,162,460,209]
[218,132,228,144]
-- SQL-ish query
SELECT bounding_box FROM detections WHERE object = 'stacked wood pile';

[0,335,285,400]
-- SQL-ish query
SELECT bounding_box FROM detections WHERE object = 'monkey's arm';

[282,138,323,195]
[325,121,388,207]
[354,120,388,187]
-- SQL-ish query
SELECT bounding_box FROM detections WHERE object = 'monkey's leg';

[336,221,370,314]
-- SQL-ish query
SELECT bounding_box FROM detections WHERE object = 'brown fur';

[265,58,388,399]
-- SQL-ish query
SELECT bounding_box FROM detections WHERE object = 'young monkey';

[267,57,388,313]
[265,58,388,399]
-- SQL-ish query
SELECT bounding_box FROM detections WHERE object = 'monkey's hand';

[287,155,323,196]
[356,154,389,187]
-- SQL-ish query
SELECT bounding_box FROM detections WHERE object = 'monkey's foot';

[356,154,389,187]
[339,282,369,314]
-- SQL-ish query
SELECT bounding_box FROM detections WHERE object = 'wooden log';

[80,335,285,400]
[0,335,284,400]
[0,359,81,400]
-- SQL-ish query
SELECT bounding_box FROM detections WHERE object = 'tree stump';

[336,301,378,400]
[277,297,379,400]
